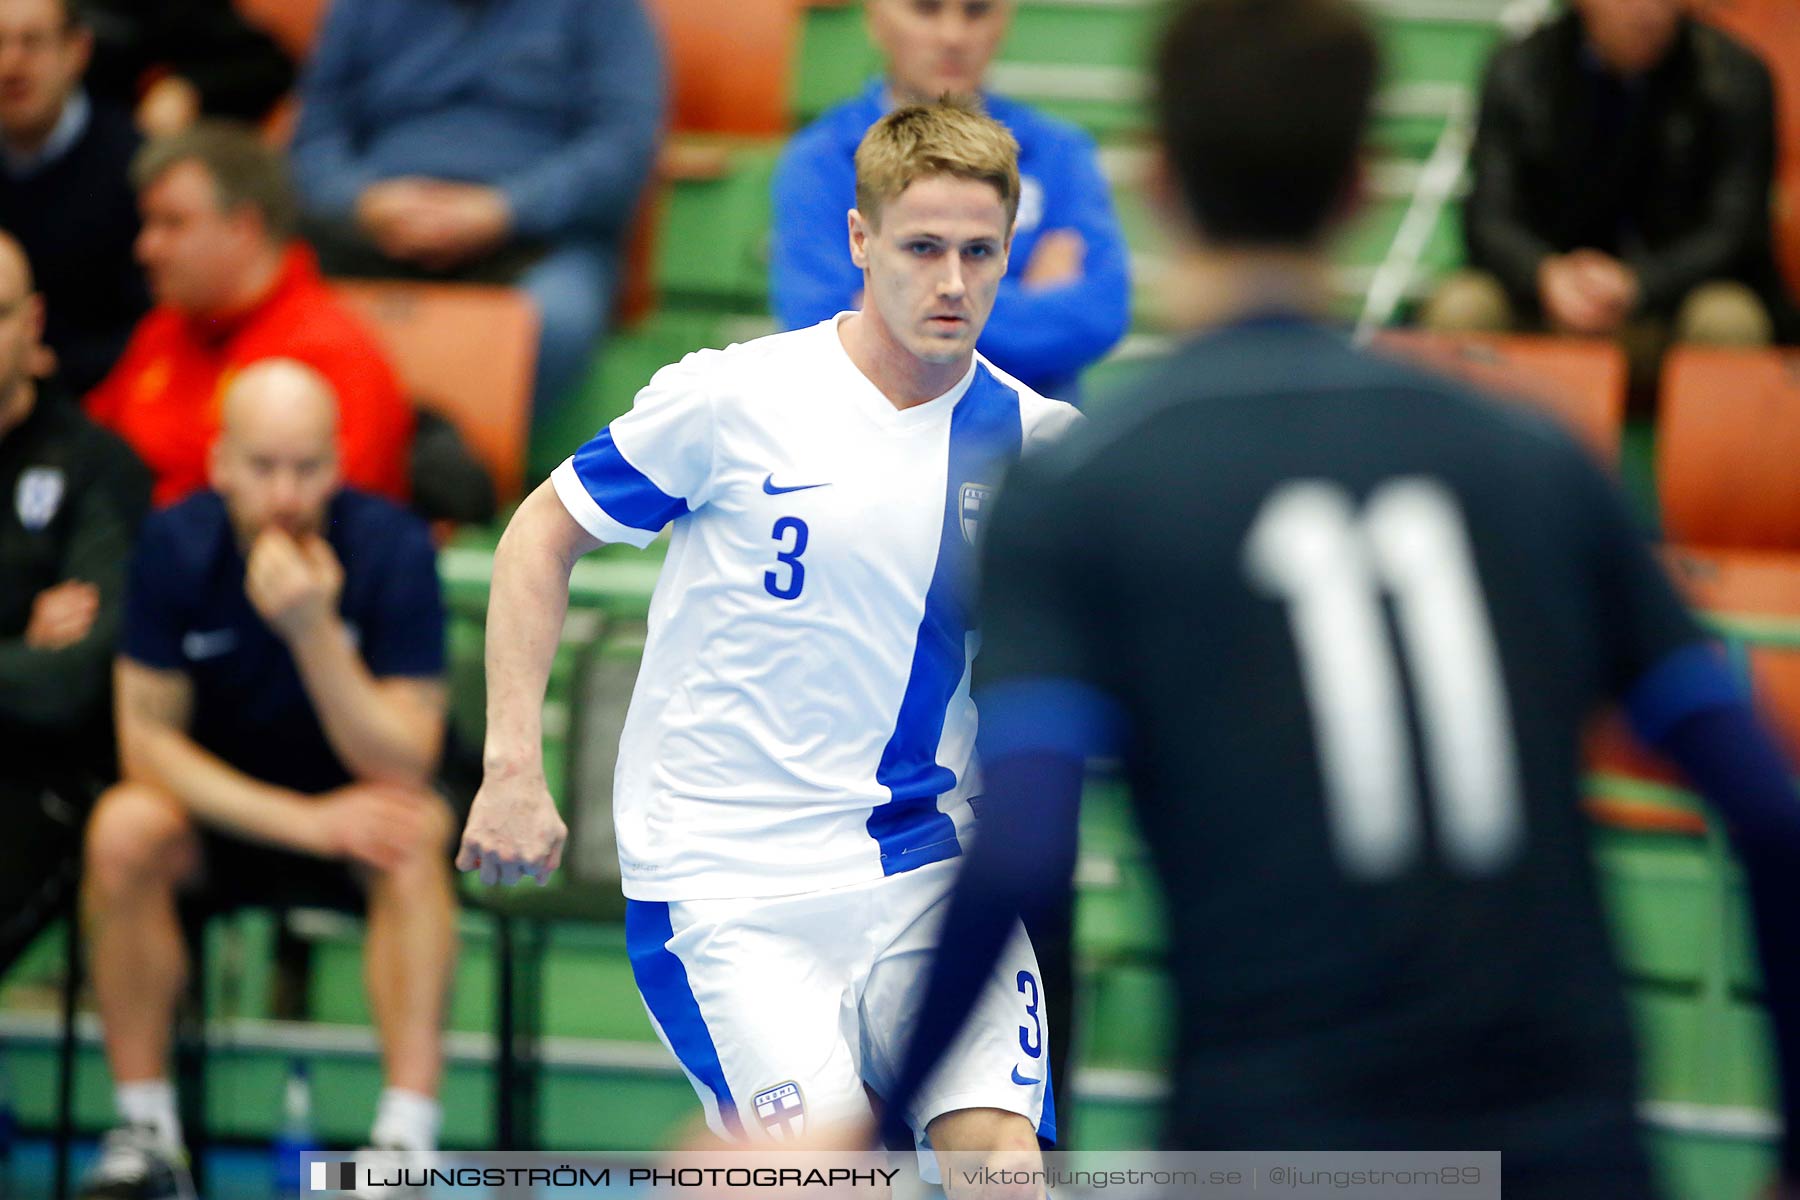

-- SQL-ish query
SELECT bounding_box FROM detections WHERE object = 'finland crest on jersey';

[959,483,992,545]
[752,1081,806,1139]
[550,316,1080,901]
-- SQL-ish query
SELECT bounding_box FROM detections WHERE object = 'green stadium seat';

[1633,990,1714,1105]
[1647,1126,1782,1200]
[1082,965,1174,1072]
[1372,7,1507,93]
[1335,196,1466,298]
[793,0,1502,147]
[1715,999,1779,1109]
[654,143,782,311]
[791,3,878,125]
[1594,838,1717,989]
[1723,867,1764,996]
[1074,777,1168,966]
[1075,855,1166,966]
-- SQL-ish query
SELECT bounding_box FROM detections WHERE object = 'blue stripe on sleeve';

[976,678,1128,762]
[570,427,691,534]
[868,367,1025,874]
[624,900,744,1138]
[1626,641,1748,748]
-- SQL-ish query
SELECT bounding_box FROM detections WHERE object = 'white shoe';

[76,1125,195,1200]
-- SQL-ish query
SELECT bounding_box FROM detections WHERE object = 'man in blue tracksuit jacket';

[771,0,1130,402]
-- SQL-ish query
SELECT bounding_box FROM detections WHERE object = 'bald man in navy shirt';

[80,359,453,1200]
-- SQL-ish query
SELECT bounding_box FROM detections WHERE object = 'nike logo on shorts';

[763,474,830,495]
[1011,1065,1040,1086]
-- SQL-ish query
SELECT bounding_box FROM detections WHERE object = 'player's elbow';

[502,481,599,574]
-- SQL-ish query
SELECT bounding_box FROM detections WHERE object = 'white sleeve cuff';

[551,458,662,549]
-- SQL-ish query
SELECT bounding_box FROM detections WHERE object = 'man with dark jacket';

[1424,0,1787,376]
[0,0,151,395]
[0,229,150,973]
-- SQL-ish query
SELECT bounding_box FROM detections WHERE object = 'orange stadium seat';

[331,281,540,504]
[644,0,804,136]
[1691,0,1800,305]
[1657,346,1800,551]
[1376,330,1628,464]
[233,0,332,61]
[1591,344,1800,834]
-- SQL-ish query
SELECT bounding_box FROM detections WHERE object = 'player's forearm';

[481,491,581,778]
[121,720,318,851]
[287,619,442,787]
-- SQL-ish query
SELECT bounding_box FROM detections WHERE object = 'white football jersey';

[551,316,1081,900]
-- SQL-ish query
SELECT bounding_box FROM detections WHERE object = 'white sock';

[370,1088,440,1152]
[115,1080,182,1153]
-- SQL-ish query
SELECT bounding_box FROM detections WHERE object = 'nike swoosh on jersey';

[1011,1066,1040,1086]
[763,474,831,495]
[181,630,238,660]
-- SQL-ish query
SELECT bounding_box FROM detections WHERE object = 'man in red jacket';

[87,120,412,507]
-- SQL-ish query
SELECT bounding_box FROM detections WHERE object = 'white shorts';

[624,858,1056,1150]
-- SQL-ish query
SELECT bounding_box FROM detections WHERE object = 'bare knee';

[1675,280,1773,347]
[365,794,455,897]
[929,1108,1043,1200]
[83,782,199,901]
[1420,270,1514,334]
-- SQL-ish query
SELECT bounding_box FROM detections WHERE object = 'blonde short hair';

[854,96,1021,231]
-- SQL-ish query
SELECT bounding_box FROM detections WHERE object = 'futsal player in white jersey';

[457,100,1078,1177]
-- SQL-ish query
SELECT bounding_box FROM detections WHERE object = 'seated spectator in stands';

[1423,0,1787,384]
[771,0,1130,400]
[289,0,663,416]
[79,358,453,1200]
[0,0,150,395]
[0,229,149,974]
[87,121,412,507]
[82,0,295,137]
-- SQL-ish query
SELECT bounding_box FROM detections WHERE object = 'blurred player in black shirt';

[875,1,1800,1196]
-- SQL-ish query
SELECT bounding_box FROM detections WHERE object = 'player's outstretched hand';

[311,783,434,873]
[458,768,567,886]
